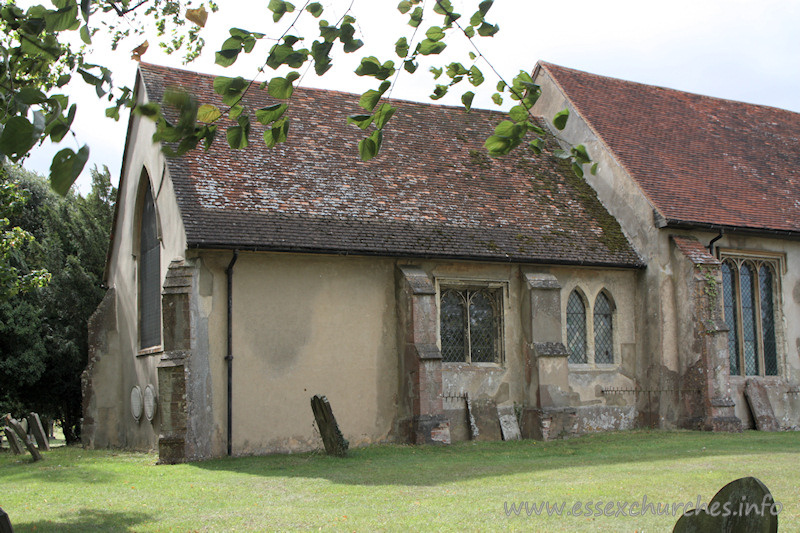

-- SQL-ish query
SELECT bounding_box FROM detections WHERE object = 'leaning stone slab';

[7,417,41,461]
[27,413,49,451]
[468,398,502,442]
[3,427,22,455]
[497,405,521,441]
[310,395,348,457]
[744,380,780,431]
[673,476,778,533]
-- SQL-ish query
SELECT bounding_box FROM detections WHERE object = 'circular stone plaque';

[143,384,157,422]
[130,386,143,422]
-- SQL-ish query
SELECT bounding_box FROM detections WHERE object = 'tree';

[0,164,115,442]
[0,0,588,196]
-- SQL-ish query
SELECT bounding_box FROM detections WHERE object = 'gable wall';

[533,68,800,429]
[85,74,188,450]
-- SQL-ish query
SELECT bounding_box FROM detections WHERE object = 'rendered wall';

[83,73,188,451]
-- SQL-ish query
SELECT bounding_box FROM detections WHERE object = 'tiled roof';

[137,63,642,267]
[539,62,800,235]
[671,235,720,266]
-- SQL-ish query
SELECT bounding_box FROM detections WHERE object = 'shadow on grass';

[190,430,800,487]
[13,509,151,532]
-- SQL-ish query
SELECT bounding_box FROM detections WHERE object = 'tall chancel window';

[721,258,779,376]
[566,290,587,364]
[139,181,161,350]
[440,285,503,364]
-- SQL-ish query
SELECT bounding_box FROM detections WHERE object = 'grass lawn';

[1,430,798,531]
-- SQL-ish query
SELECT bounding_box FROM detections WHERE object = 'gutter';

[661,219,800,241]
[225,250,239,456]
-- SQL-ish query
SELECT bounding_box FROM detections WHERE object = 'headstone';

[744,380,780,431]
[468,398,502,441]
[310,395,348,457]
[0,506,12,533]
[7,417,41,461]
[27,413,50,451]
[497,405,522,441]
[465,395,480,440]
[3,427,22,455]
[673,476,778,533]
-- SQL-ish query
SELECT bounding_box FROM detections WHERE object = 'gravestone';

[0,506,12,533]
[27,413,49,451]
[310,395,348,457]
[497,405,522,441]
[7,417,41,461]
[744,381,779,431]
[468,398,502,442]
[3,428,22,455]
[673,476,778,532]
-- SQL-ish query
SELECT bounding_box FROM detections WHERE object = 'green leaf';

[430,67,443,79]
[268,0,295,22]
[374,103,395,129]
[395,37,409,58]
[553,108,569,130]
[484,135,511,156]
[509,104,528,123]
[397,0,412,14]
[44,2,80,31]
[404,60,418,73]
[342,38,363,53]
[105,106,119,120]
[461,91,475,112]
[419,39,446,55]
[229,105,244,120]
[433,0,460,23]
[80,24,91,44]
[590,163,599,175]
[408,7,423,27]
[0,116,38,160]
[497,80,507,92]
[468,65,484,87]
[267,76,294,99]
[572,144,591,165]
[529,137,544,154]
[431,84,448,100]
[213,76,248,106]
[347,114,373,130]
[16,87,47,105]
[358,130,383,161]
[134,102,161,119]
[306,2,323,17]
[198,104,222,123]
[425,26,445,42]
[226,115,251,149]
[464,25,475,38]
[263,117,289,148]
[255,103,288,125]
[311,40,333,75]
[355,57,394,80]
[359,81,391,111]
[491,93,503,105]
[477,22,499,37]
[572,162,584,178]
[49,145,89,196]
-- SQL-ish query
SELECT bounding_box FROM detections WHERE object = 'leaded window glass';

[440,286,502,364]
[566,291,587,364]
[594,292,614,364]
[139,183,161,350]
[722,262,740,375]
[721,257,781,377]
[759,265,778,376]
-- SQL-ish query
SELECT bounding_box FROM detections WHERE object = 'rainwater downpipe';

[225,250,239,456]
[708,230,724,256]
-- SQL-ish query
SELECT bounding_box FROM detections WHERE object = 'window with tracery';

[139,181,161,350]
[721,258,779,376]
[593,291,614,364]
[440,286,502,364]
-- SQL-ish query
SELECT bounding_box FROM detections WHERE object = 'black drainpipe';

[225,250,239,456]
[708,230,724,256]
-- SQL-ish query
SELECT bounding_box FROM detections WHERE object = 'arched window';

[721,258,780,377]
[566,290,587,364]
[139,181,161,350]
[593,291,614,364]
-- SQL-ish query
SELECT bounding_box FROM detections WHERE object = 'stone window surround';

[562,284,619,369]
[435,277,508,367]
[134,169,164,357]
[717,249,786,379]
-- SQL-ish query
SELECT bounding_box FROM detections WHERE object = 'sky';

[20,0,800,193]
